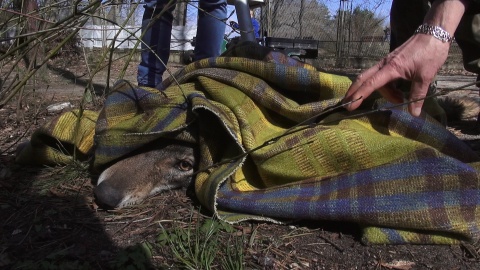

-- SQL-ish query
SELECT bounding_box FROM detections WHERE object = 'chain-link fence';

[0,0,469,92]
[254,0,388,66]
[32,1,464,70]
[254,0,465,70]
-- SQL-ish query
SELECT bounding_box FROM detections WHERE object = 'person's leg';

[137,0,176,87]
[390,0,429,52]
[194,0,227,60]
[455,11,480,79]
[453,4,480,121]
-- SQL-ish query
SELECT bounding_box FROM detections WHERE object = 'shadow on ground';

[0,155,154,269]
[46,64,110,96]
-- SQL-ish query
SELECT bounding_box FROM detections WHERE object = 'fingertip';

[342,95,363,111]
[408,103,422,117]
[344,103,355,111]
[408,81,430,117]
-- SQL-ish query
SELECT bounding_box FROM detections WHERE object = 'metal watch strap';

[414,24,454,43]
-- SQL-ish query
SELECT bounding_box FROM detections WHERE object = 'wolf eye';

[177,160,193,171]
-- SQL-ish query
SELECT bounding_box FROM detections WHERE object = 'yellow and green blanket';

[17,43,480,245]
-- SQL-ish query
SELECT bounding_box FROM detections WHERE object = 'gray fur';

[94,143,196,209]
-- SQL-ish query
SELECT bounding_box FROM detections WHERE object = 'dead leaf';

[380,260,415,270]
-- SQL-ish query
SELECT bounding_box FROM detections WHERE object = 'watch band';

[414,24,454,43]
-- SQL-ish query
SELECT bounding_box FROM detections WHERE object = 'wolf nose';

[94,183,124,209]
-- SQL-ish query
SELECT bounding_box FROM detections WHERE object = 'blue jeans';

[137,0,227,87]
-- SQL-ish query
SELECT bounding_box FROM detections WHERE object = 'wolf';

[93,94,480,209]
[93,140,196,209]
[437,95,480,122]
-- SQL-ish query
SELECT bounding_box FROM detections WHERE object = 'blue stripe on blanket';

[216,155,480,223]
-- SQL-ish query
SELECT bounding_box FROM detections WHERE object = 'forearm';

[424,0,469,34]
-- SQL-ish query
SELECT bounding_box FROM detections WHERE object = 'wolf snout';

[94,182,125,209]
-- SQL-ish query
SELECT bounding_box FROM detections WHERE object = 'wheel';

[183,50,194,65]
[290,55,301,61]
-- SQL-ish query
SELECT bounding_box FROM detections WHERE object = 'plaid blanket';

[17,43,480,245]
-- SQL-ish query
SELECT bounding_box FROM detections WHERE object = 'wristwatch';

[414,24,455,43]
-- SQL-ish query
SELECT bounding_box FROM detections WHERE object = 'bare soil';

[1,56,480,269]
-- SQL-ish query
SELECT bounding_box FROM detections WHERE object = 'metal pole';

[266,0,272,36]
[234,0,256,42]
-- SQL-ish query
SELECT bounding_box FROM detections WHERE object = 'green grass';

[156,211,244,270]
[111,243,153,270]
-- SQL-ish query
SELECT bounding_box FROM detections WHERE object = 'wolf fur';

[437,95,480,122]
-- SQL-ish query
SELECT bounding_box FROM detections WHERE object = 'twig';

[318,234,344,253]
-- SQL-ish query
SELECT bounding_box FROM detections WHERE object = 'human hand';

[344,0,467,117]
[343,33,450,116]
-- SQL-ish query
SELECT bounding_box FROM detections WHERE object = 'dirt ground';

[1,55,480,269]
